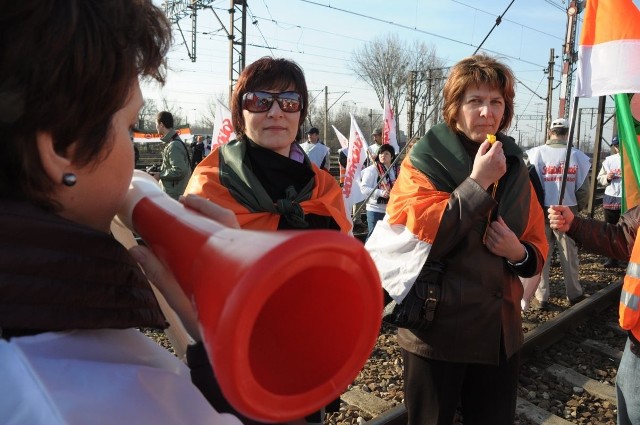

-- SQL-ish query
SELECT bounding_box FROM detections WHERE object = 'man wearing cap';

[300,127,331,172]
[526,117,591,310]
[597,136,622,267]
[365,128,384,167]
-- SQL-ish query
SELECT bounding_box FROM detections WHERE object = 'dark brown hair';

[156,111,175,129]
[442,54,515,134]
[230,57,309,138]
[0,0,172,210]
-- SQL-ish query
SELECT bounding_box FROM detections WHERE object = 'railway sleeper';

[545,363,617,405]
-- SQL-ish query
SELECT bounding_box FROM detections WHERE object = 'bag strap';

[417,261,444,322]
[172,134,192,169]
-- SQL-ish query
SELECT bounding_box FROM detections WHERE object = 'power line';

[294,0,555,69]
[452,0,563,41]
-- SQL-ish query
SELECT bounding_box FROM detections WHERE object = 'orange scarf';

[185,142,351,233]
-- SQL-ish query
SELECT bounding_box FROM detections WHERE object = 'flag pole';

[558,96,580,205]
[614,93,640,211]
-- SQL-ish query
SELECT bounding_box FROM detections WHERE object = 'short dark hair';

[0,0,171,211]
[230,57,309,138]
[156,111,174,129]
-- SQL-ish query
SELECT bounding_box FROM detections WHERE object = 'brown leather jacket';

[396,126,547,365]
[566,206,640,261]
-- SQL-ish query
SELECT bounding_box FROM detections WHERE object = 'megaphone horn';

[118,170,383,422]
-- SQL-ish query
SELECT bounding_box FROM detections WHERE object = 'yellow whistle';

[487,134,496,144]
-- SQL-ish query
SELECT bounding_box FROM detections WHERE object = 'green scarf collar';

[410,123,531,237]
[218,139,315,228]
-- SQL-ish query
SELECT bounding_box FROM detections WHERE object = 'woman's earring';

[62,173,77,187]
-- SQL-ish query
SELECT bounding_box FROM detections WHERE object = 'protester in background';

[366,127,384,167]
[526,117,591,310]
[597,135,622,268]
[338,145,348,186]
[548,204,639,425]
[366,54,547,425]
[151,111,192,200]
[300,127,331,172]
[360,143,399,240]
[184,56,350,425]
[204,135,212,156]
[369,128,383,156]
[0,1,241,423]
[191,134,205,170]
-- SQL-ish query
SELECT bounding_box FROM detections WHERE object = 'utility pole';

[558,1,582,119]
[407,71,416,140]
[162,1,247,100]
[228,0,247,101]
[545,48,555,133]
[324,86,328,144]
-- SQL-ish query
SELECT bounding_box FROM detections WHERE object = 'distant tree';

[159,98,186,127]
[138,98,158,130]
[351,34,409,116]
[350,33,445,137]
[200,91,229,130]
[409,47,447,136]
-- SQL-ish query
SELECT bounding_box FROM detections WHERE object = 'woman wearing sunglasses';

[184,56,351,424]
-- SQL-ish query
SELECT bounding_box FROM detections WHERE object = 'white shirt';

[0,329,241,425]
[598,153,622,198]
[526,141,591,207]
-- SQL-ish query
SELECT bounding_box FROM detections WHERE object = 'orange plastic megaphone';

[118,170,383,422]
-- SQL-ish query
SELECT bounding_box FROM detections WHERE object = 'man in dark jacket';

[191,135,205,170]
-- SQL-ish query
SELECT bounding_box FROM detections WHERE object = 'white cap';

[550,118,568,129]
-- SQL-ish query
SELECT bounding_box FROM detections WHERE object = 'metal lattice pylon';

[162,0,247,95]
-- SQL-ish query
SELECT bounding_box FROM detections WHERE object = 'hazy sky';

[142,0,632,145]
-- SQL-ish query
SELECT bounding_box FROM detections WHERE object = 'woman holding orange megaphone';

[0,1,241,423]
[0,3,382,424]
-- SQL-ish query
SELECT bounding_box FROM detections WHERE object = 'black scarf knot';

[275,186,308,228]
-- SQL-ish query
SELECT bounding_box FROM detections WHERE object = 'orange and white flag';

[576,0,640,97]
[133,126,191,144]
[133,131,162,143]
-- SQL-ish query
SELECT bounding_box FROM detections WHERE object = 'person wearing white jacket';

[597,136,622,268]
[359,143,399,240]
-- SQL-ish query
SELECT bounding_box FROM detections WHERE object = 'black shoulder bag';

[382,260,444,332]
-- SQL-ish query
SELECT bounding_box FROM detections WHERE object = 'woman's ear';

[36,132,72,184]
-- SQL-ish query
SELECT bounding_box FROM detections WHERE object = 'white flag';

[332,125,349,149]
[383,88,400,154]
[210,100,235,154]
[342,114,367,208]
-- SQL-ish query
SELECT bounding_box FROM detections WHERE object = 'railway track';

[347,281,623,425]
[141,207,624,425]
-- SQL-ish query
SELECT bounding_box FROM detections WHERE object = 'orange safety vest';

[621,238,640,341]
[339,163,346,185]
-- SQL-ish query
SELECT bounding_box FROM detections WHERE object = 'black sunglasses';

[242,91,303,113]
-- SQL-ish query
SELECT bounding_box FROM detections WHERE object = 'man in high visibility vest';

[547,204,640,425]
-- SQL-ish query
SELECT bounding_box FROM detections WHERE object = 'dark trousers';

[402,346,520,425]
[604,208,621,262]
